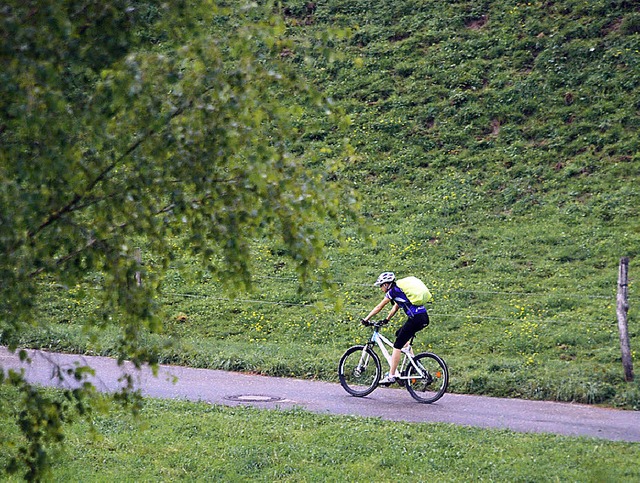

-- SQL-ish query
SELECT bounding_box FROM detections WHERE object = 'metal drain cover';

[225,395,285,403]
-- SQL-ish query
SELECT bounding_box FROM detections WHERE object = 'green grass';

[21,231,640,408]
[1,386,639,481]
[7,0,640,409]
[3,0,640,478]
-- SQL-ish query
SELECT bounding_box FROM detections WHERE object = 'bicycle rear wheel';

[405,352,448,403]
[338,345,381,397]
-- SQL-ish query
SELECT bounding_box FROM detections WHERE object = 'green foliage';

[0,359,105,480]
[1,0,354,477]
[1,0,352,330]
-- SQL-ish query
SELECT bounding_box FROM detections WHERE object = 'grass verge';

[1,386,639,481]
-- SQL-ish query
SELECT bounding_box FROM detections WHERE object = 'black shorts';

[394,312,429,349]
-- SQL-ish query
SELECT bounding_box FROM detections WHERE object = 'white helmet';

[373,272,396,286]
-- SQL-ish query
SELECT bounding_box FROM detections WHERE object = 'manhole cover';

[225,395,285,403]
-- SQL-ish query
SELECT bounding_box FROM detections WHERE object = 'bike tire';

[405,352,449,404]
[338,345,381,397]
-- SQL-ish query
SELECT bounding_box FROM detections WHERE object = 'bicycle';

[338,319,448,403]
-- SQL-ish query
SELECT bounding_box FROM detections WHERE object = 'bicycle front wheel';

[338,345,381,397]
[405,352,449,403]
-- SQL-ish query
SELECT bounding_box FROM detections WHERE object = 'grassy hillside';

[13,0,640,408]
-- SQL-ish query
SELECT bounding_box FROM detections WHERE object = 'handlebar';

[361,319,389,328]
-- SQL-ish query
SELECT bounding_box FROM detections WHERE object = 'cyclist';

[361,272,429,385]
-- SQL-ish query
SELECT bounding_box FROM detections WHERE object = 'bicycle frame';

[366,327,424,380]
[339,320,448,403]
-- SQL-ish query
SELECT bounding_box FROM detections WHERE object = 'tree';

[0,1,353,478]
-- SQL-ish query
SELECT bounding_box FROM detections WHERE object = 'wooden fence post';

[617,257,634,382]
[134,248,142,287]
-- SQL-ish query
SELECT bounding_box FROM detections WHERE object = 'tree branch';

[26,181,242,279]
[24,103,189,246]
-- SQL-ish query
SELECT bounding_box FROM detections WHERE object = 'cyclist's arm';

[386,302,400,321]
[363,296,391,322]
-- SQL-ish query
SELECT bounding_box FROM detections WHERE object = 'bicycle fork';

[355,345,373,376]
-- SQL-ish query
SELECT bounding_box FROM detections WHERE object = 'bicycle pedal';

[378,378,397,386]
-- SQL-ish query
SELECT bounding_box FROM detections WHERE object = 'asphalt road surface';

[2,346,639,443]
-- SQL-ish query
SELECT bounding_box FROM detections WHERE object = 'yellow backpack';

[396,276,433,306]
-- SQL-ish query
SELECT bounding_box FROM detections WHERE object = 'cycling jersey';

[385,284,427,318]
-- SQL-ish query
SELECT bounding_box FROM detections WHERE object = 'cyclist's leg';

[394,317,422,350]
[388,319,420,379]
[386,341,413,381]
[403,336,415,357]
[398,313,428,354]
[389,348,402,377]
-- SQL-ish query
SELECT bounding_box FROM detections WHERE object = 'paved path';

[2,347,639,443]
